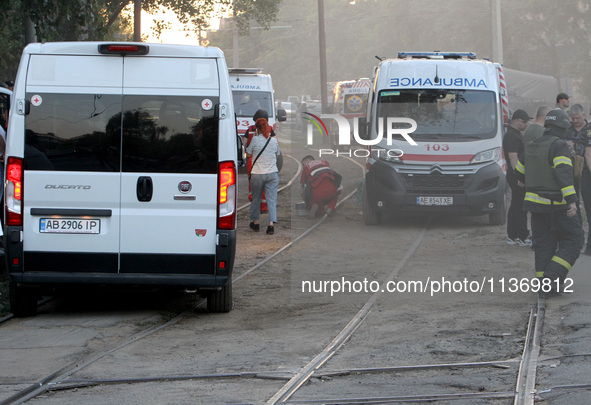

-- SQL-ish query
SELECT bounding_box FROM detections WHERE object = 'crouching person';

[300,155,343,218]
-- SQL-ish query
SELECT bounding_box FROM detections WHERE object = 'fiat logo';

[178,181,192,193]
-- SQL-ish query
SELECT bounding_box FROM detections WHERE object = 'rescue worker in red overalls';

[300,155,342,218]
[243,109,282,214]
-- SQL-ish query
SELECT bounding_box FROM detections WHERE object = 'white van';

[360,52,509,225]
[229,68,285,136]
[4,42,239,316]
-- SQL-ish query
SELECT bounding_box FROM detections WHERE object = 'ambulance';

[359,52,509,225]
[329,79,372,148]
[5,42,239,316]
[229,68,285,136]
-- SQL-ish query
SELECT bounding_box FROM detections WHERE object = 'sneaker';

[249,222,260,232]
[520,237,533,247]
[508,237,531,247]
[266,225,274,235]
[326,208,334,216]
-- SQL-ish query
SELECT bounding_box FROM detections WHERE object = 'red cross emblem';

[201,99,213,111]
[31,95,43,107]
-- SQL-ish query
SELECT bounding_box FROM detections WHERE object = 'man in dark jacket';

[504,109,532,246]
[515,108,584,296]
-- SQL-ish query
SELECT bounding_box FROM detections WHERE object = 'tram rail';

[0,151,581,405]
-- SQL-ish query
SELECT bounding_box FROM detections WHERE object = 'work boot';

[308,204,319,219]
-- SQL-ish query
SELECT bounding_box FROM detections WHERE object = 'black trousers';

[580,169,591,249]
[531,209,583,281]
[507,182,528,240]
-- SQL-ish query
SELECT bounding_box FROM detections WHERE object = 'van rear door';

[119,57,221,274]
[23,54,123,273]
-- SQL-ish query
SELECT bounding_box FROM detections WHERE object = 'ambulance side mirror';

[358,117,369,140]
[276,108,287,122]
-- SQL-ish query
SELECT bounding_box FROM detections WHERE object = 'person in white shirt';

[246,117,280,235]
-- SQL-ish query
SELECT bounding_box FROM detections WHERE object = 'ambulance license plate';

[39,218,101,234]
[416,197,453,206]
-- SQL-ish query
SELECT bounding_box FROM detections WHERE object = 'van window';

[25,93,121,171]
[122,96,218,174]
[24,94,219,174]
[376,89,497,140]
[232,91,273,118]
[0,93,9,130]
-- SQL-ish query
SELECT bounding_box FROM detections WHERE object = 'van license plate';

[416,197,453,206]
[39,218,101,234]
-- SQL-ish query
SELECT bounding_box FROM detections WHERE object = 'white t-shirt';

[246,134,280,174]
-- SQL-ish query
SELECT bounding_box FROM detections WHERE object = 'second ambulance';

[360,52,509,225]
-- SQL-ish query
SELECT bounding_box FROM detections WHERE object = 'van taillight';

[218,161,236,230]
[98,44,149,55]
[6,157,23,226]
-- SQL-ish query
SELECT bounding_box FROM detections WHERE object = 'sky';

[140,7,222,46]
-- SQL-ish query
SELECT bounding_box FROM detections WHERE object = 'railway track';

[0,152,362,404]
[0,150,579,404]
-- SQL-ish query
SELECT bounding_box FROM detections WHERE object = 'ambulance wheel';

[489,196,506,226]
[207,282,233,313]
[362,185,381,225]
[9,282,39,317]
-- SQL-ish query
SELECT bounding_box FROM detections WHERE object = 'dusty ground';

[1,126,590,404]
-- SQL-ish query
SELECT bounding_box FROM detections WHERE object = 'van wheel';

[489,195,507,226]
[207,282,233,313]
[362,184,381,225]
[9,282,39,317]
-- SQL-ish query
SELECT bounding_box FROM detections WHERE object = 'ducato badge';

[178,181,192,193]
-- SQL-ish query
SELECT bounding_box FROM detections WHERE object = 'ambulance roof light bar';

[228,68,263,74]
[397,52,477,60]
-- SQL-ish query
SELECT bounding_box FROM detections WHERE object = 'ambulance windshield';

[232,91,274,118]
[376,89,497,140]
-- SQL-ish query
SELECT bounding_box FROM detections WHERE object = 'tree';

[0,0,282,82]
[501,0,591,95]
[209,0,590,104]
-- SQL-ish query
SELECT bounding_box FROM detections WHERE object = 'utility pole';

[317,0,328,113]
[134,0,141,42]
[24,16,36,44]
[490,0,503,64]
[233,16,239,68]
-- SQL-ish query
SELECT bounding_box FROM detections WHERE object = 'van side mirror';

[358,117,369,140]
[237,135,245,167]
[276,108,287,122]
